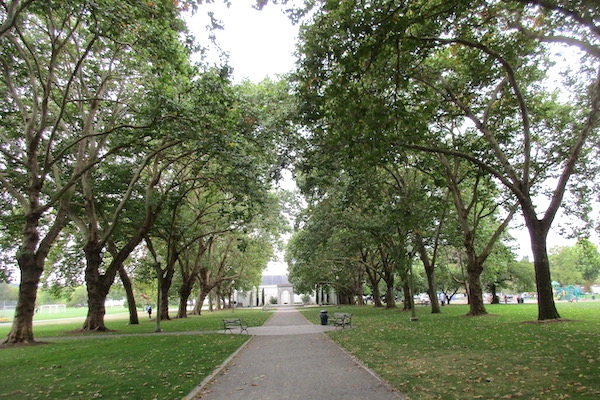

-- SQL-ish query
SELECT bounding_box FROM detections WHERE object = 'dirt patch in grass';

[520,318,576,324]
[461,312,498,318]
[0,340,51,349]
[66,328,118,334]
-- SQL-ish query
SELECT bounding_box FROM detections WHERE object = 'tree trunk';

[4,189,71,343]
[423,259,441,313]
[490,283,500,304]
[357,283,365,306]
[177,296,189,319]
[427,286,441,313]
[372,285,384,307]
[527,220,561,320]
[216,289,224,310]
[384,275,396,308]
[119,265,139,325]
[83,284,110,331]
[417,235,441,313]
[3,254,43,344]
[159,268,173,321]
[465,260,487,316]
[365,269,383,307]
[192,290,202,315]
[177,280,195,318]
[402,281,411,311]
[424,265,440,313]
[193,288,211,315]
[82,242,116,331]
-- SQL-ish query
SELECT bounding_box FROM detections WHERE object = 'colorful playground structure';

[552,281,583,302]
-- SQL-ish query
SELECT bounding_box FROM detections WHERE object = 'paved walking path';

[187,308,403,400]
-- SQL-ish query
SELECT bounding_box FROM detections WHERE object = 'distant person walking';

[146,305,152,319]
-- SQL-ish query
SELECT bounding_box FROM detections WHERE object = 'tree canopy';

[291,0,599,320]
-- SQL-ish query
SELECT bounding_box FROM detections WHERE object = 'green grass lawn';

[0,309,270,400]
[302,302,600,400]
[0,305,130,321]
[1,304,598,400]
[0,308,271,338]
[0,334,249,400]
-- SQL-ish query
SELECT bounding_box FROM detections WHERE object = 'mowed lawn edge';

[0,309,270,400]
[0,308,272,338]
[301,302,600,400]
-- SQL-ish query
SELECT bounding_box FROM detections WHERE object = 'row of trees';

[0,1,294,344]
[1,0,598,347]
[286,0,599,320]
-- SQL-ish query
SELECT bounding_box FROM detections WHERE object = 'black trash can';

[320,310,329,325]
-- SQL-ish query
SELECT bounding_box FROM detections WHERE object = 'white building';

[236,275,304,307]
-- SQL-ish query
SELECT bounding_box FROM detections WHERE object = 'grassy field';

[302,302,600,400]
[0,335,249,400]
[0,307,270,337]
[1,303,598,399]
[0,309,270,400]
[0,305,127,322]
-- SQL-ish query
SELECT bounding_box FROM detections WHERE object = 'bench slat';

[331,313,352,328]
[222,318,248,334]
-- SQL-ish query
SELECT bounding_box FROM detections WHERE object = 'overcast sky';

[185,2,299,83]
[185,3,299,275]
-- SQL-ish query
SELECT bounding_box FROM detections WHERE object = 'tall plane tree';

[0,1,188,343]
[294,0,599,320]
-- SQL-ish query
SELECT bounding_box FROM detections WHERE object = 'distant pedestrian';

[147,305,152,319]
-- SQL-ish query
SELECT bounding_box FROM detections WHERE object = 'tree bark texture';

[119,264,139,325]
[402,281,411,311]
[82,242,115,331]
[365,268,383,307]
[3,254,42,343]
[490,283,500,304]
[416,234,441,313]
[526,217,561,320]
[465,260,487,316]
[177,280,195,318]
[4,197,70,343]
[159,272,172,321]
[384,273,396,309]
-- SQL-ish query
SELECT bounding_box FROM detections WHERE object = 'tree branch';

[511,0,600,38]
[0,0,36,40]
[412,35,533,187]
[543,67,600,225]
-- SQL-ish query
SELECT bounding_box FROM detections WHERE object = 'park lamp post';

[336,275,340,308]
[406,244,418,321]
[155,255,163,333]
[231,280,235,314]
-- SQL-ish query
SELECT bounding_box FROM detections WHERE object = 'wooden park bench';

[331,312,352,328]
[222,318,249,334]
